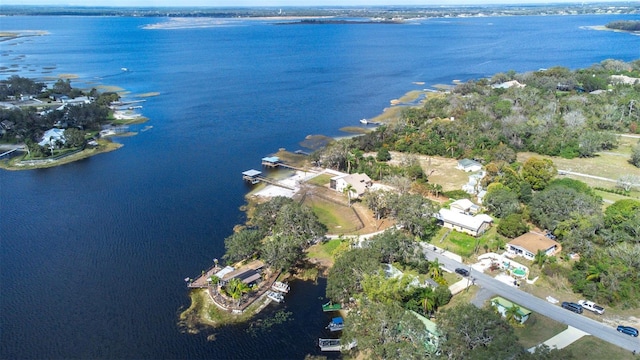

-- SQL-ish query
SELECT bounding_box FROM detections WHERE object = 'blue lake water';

[1,14,639,359]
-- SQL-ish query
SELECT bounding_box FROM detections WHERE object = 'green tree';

[342,299,431,359]
[326,248,382,303]
[260,234,303,272]
[388,193,438,239]
[529,185,601,231]
[534,249,548,268]
[631,143,640,168]
[224,229,262,263]
[484,184,520,218]
[225,278,251,306]
[63,128,86,148]
[522,157,557,191]
[376,147,391,162]
[343,183,356,207]
[497,213,529,238]
[438,303,522,360]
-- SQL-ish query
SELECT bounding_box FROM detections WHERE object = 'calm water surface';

[1,14,639,359]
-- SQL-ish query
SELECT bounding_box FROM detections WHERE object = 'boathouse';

[242,169,262,184]
[261,156,281,168]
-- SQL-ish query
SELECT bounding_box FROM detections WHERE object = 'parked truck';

[578,300,605,315]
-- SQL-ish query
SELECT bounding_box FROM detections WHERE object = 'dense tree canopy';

[438,304,521,360]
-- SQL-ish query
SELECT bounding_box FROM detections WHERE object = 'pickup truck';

[578,300,605,315]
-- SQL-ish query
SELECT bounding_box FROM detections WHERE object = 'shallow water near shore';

[1,14,640,359]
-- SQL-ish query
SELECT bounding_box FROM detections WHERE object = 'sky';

[1,0,628,7]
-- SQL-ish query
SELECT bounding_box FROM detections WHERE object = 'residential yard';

[513,313,567,349]
[433,226,503,260]
[563,336,632,359]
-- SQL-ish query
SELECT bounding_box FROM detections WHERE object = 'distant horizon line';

[1,2,635,8]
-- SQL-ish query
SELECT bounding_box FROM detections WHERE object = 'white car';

[578,300,605,315]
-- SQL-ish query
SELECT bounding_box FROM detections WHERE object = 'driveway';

[528,326,589,352]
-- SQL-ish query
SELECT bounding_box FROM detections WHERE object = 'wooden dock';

[242,169,295,190]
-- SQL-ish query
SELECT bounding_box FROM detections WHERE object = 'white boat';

[267,291,284,303]
[319,338,356,352]
[271,281,290,293]
[360,119,369,124]
[121,67,128,72]
[326,317,344,332]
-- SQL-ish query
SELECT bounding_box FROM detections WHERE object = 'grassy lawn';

[563,335,632,359]
[435,226,502,260]
[306,173,333,187]
[513,313,567,349]
[439,285,479,312]
[306,239,349,262]
[309,201,356,234]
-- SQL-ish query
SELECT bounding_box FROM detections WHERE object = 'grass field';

[303,193,363,234]
[513,313,567,349]
[306,174,333,187]
[563,335,632,359]
[433,226,502,259]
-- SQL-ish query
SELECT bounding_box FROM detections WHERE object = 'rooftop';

[492,296,532,316]
[508,232,560,254]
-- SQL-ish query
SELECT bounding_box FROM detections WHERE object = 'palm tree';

[422,292,437,317]
[428,258,443,279]
[343,184,356,207]
[505,304,522,326]
[226,278,251,306]
[534,249,547,268]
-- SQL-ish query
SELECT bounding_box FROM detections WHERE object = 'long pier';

[254,175,295,190]
[242,169,295,190]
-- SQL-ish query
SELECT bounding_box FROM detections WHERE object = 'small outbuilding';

[491,296,531,324]
[457,159,482,172]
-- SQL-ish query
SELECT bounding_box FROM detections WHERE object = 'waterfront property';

[506,232,561,261]
[491,296,532,324]
[38,128,66,148]
[261,156,282,168]
[329,172,372,199]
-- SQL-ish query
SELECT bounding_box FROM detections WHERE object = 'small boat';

[326,317,344,332]
[318,338,341,351]
[271,281,290,293]
[319,338,356,352]
[121,67,128,72]
[267,291,284,303]
[359,118,369,124]
[322,301,341,312]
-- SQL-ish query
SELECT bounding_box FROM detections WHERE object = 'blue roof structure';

[262,156,280,163]
[332,317,343,325]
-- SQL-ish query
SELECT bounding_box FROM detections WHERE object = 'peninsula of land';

[0,74,154,170]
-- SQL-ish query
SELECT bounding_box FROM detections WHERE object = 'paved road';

[421,244,640,353]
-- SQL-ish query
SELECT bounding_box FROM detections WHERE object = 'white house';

[491,80,526,89]
[330,173,372,199]
[449,198,480,215]
[38,128,66,148]
[437,208,492,237]
[457,159,482,173]
[506,232,561,261]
